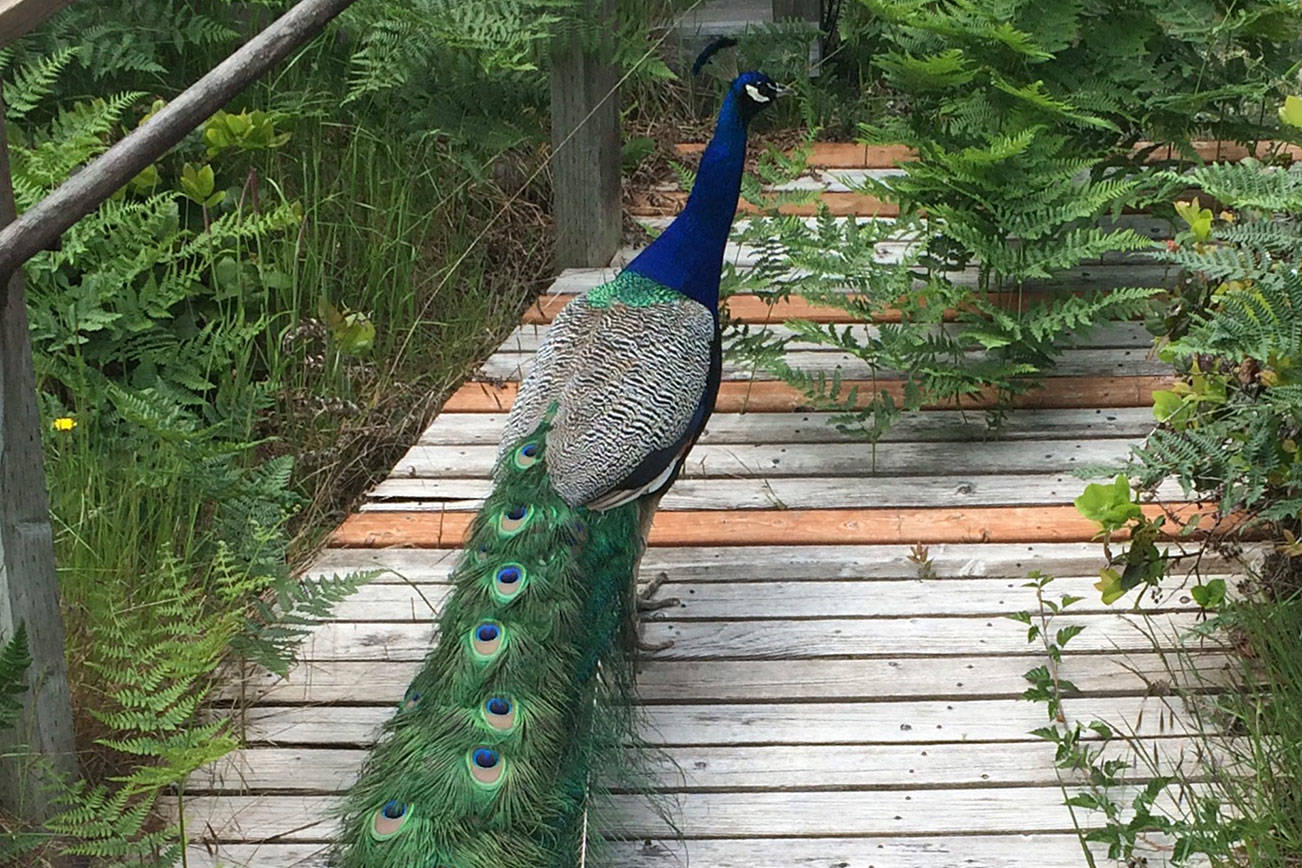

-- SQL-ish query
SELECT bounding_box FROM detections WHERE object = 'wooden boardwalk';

[182,147,1234,867]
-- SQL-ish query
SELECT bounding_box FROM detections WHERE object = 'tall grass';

[1177,559,1302,865]
[3,1,560,859]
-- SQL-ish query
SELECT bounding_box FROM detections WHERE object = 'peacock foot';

[637,636,675,654]
[636,571,680,613]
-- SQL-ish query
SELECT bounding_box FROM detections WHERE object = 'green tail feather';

[333,423,645,867]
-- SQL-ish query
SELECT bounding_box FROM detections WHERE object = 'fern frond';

[0,623,31,731]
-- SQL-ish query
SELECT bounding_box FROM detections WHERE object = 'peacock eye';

[369,799,410,841]
[401,688,421,711]
[483,696,516,731]
[469,747,504,786]
[470,621,504,659]
[513,441,541,469]
[492,563,527,600]
[498,504,533,535]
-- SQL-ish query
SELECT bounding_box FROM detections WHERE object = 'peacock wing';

[499,295,714,508]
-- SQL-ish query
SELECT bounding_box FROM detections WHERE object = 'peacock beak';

[773,83,795,99]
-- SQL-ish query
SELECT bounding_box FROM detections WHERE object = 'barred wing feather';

[497,296,714,508]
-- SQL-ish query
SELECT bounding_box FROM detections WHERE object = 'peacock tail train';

[332,62,784,867]
[334,419,649,867]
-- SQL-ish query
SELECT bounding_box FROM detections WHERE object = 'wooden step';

[441,375,1172,413]
[330,502,1219,548]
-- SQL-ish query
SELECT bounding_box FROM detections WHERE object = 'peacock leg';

[633,495,677,653]
[636,571,679,612]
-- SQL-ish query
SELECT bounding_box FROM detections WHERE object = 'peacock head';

[729,71,790,122]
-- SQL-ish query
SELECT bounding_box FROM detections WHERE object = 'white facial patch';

[744,83,771,103]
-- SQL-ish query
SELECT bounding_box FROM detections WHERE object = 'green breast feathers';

[583,270,684,308]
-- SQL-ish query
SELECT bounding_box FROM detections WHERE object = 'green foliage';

[1012,573,1240,865]
[1129,160,1302,528]
[0,625,32,732]
[1074,475,1142,533]
[733,0,1301,440]
[1067,104,1302,866]
[203,108,290,157]
[0,40,378,862]
[728,209,1157,437]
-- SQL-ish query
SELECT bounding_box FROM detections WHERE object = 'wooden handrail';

[0,0,359,299]
[0,0,78,46]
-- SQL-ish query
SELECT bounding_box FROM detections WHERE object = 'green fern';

[0,45,77,118]
[0,624,31,732]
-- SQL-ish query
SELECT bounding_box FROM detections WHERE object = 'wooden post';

[0,87,79,821]
[771,0,820,22]
[549,0,622,269]
[0,0,79,46]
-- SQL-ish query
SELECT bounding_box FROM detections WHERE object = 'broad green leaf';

[1074,475,1142,530]
[335,311,376,356]
[1190,578,1226,609]
[1279,95,1302,128]
[1095,567,1126,604]
[1173,199,1212,242]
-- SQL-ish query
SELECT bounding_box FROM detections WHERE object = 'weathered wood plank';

[180,834,1146,868]
[389,438,1138,479]
[290,611,1213,663]
[546,260,1173,293]
[234,694,1195,747]
[195,736,1208,793]
[616,215,1173,268]
[523,289,1141,325]
[439,374,1172,413]
[220,651,1233,706]
[306,542,1246,584]
[415,407,1158,446]
[0,89,78,819]
[478,346,1168,382]
[496,320,1157,354]
[365,474,1190,512]
[329,503,1220,549]
[672,137,1302,167]
[631,189,898,217]
[311,573,1216,622]
[172,783,1201,841]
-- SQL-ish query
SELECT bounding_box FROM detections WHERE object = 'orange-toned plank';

[676,141,913,168]
[673,140,1298,168]
[630,191,896,218]
[1141,140,1301,162]
[523,291,1094,325]
[522,294,854,325]
[713,376,1170,413]
[442,381,518,412]
[331,503,1224,549]
[442,374,1171,414]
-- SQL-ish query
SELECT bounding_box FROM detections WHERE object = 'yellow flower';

[52,417,76,432]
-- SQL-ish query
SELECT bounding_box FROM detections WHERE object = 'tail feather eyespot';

[470,621,504,659]
[483,696,516,731]
[368,800,410,841]
[512,441,541,470]
[469,747,504,787]
[492,563,527,601]
[498,504,534,535]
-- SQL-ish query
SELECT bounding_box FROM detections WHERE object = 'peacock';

[333,65,786,868]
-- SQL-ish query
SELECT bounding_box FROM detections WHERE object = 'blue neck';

[624,92,749,314]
